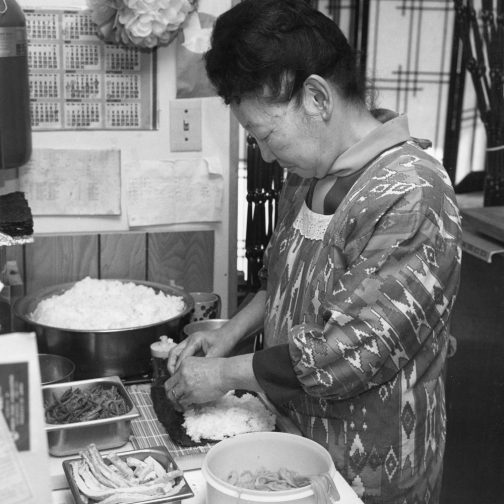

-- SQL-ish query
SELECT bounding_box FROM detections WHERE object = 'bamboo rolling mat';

[126,384,213,460]
[126,384,302,466]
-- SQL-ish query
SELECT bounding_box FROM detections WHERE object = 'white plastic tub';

[201,431,337,503]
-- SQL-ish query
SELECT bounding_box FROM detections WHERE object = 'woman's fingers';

[167,341,186,375]
[163,375,184,411]
[174,332,207,367]
[167,332,209,374]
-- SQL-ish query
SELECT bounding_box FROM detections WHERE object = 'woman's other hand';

[167,327,235,375]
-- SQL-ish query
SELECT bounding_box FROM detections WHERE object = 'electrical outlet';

[169,99,202,152]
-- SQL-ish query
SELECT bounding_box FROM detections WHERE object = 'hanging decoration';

[176,9,215,98]
[87,0,198,49]
[454,0,504,206]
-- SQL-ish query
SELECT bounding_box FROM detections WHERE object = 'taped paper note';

[127,157,223,226]
[19,148,121,216]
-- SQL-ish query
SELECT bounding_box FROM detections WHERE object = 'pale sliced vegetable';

[71,444,185,503]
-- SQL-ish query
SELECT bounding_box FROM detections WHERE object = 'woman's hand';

[164,352,262,411]
[167,327,236,375]
[164,356,227,410]
[164,291,267,410]
[168,290,267,376]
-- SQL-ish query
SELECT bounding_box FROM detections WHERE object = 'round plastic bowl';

[201,431,337,504]
[38,353,76,385]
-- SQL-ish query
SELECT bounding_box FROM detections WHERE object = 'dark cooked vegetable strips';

[45,385,128,424]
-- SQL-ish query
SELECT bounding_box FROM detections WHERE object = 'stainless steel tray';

[43,375,140,456]
[63,446,194,504]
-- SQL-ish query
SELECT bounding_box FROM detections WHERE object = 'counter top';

[49,441,364,504]
[461,206,504,243]
[48,384,364,503]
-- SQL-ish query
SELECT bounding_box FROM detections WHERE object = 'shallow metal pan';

[62,446,194,504]
[43,375,140,456]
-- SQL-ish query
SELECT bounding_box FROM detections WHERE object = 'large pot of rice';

[12,277,194,380]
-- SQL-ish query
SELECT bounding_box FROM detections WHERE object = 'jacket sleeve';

[287,185,461,400]
[252,344,304,403]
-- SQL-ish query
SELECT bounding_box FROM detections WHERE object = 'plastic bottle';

[150,335,176,379]
[0,0,32,169]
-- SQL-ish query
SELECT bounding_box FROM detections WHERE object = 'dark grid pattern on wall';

[366,0,456,153]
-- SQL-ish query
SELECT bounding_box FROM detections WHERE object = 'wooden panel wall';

[6,230,214,296]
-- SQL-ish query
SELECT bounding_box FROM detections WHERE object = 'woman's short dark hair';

[204,0,365,105]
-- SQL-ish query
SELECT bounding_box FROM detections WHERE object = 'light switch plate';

[169,99,202,152]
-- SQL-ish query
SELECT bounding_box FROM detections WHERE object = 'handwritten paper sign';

[126,157,223,226]
[19,148,121,216]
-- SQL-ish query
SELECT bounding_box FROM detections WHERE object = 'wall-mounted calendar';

[25,9,157,131]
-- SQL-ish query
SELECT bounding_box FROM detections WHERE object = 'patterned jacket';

[252,115,462,503]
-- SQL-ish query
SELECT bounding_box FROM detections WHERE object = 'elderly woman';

[164,1,462,502]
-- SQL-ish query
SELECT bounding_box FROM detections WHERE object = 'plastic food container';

[63,446,194,504]
[43,375,140,456]
[202,431,338,504]
[150,335,176,379]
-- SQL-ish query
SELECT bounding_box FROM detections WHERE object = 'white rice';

[30,277,185,330]
[183,391,276,443]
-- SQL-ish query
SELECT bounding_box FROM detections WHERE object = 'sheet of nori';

[150,376,215,447]
[0,191,33,236]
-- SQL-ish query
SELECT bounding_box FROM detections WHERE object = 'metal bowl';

[183,318,229,337]
[39,353,76,385]
[183,319,259,356]
[13,279,194,380]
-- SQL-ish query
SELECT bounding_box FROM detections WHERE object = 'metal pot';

[12,280,193,380]
[183,318,229,337]
[39,353,76,385]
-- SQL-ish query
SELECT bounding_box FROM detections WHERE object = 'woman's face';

[231,95,334,179]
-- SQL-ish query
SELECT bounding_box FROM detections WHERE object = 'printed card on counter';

[0,333,52,504]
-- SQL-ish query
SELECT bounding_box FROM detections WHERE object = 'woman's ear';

[302,75,333,120]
